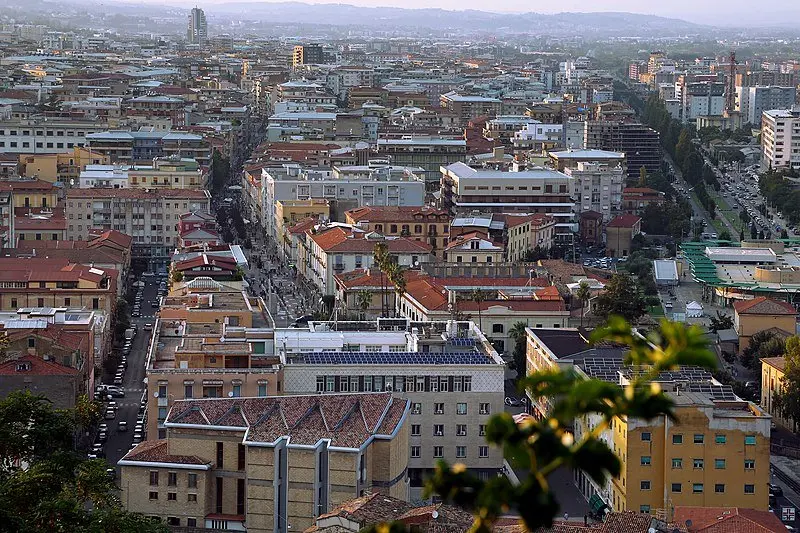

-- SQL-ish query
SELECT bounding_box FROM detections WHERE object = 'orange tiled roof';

[674,506,787,533]
[733,296,796,315]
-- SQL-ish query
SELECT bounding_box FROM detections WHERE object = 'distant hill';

[202,2,704,36]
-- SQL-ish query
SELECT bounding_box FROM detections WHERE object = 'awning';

[589,493,609,515]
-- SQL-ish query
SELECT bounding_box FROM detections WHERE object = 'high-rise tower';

[187,7,207,45]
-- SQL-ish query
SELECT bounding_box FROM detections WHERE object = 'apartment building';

[761,108,800,170]
[737,86,796,126]
[0,118,106,154]
[443,233,504,263]
[439,92,502,125]
[260,164,426,242]
[345,205,451,258]
[505,213,556,261]
[621,187,665,215]
[511,122,564,153]
[582,122,661,179]
[562,161,625,221]
[275,199,330,258]
[682,82,725,122]
[733,296,796,354]
[525,328,771,515]
[65,188,211,266]
[440,162,576,239]
[278,319,505,500]
[326,66,374,102]
[120,392,409,532]
[761,356,793,431]
[84,130,210,166]
[18,146,110,184]
[376,137,467,189]
[301,224,432,295]
[78,157,206,189]
[147,281,277,439]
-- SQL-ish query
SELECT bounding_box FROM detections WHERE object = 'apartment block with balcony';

[120,392,409,532]
[278,318,506,501]
[65,188,211,267]
[761,108,800,171]
[439,92,502,126]
[84,130,210,166]
[440,162,576,241]
[376,137,467,190]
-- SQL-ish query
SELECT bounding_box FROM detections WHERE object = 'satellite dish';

[228,391,234,397]
[153,391,159,398]
[431,511,438,519]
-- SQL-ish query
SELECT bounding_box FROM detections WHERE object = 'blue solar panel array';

[448,337,476,347]
[300,351,491,365]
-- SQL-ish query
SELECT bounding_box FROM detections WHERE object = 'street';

[98,276,161,470]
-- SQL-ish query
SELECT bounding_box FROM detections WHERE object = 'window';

[434,403,444,415]
[433,424,444,436]
[693,483,704,493]
[28,338,35,348]
[188,473,197,488]
[411,424,421,436]
[479,425,486,436]
[64,297,70,306]
[641,432,651,442]
[258,383,267,396]
[744,484,755,494]
[745,435,756,445]
[184,384,193,399]
[479,403,490,415]
[456,424,467,436]
[671,483,682,493]
[744,459,755,469]
[693,458,704,469]
[149,491,158,500]
[232,384,241,397]
[640,480,651,490]
[713,458,726,469]
[456,446,466,458]
[715,484,725,493]
[640,505,650,513]
[216,442,223,468]
[411,403,421,414]
[433,446,443,458]
[693,434,704,444]
[187,518,197,527]
[492,323,504,334]
[168,472,177,486]
[715,434,727,444]
[456,403,467,415]
[168,492,177,501]
[641,456,651,466]
[238,444,246,470]
[672,434,683,444]
[149,471,159,486]
[479,446,489,458]
[188,494,197,502]
[411,446,420,458]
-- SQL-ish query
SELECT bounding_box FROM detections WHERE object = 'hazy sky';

[151,0,796,25]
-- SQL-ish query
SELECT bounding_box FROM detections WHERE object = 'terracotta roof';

[761,356,786,372]
[580,210,604,220]
[674,506,788,533]
[0,179,57,192]
[503,213,555,228]
[89,229,133,250]
[121,440,209,465]
[444,231,503,251]
[0,354,79,376]
[733,296,796,315]
[346,205,449,223]
[405,277,448,311]
[309,226,432,254]
[167,393,408,449]
[288,216,321,235]
[0,257,113,284]
[606,214,641,228]
[334,268,424,290]
[457,299,566,313]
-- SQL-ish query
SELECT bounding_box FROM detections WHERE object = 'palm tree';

[356,289,373,320]
[470,288,487,332]
[508,321,528,344]
[508,321,529,376]
[575,281,592,328]
[386,264,407,317]
[372,242,389,317]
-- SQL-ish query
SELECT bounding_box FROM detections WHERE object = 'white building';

[260,163,426,242]
[277,318,506,500]
[440,162,577,238]
[737,86,797,126]
[0,119,106,154]
[563,161,625,221]
[511,122,564,151]
[761,108,800,170]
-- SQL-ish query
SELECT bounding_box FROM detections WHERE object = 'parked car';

[104,409,116,420]
[118,421,128,432]
[113,376,123,386]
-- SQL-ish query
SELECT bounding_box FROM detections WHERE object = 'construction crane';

[724,50,737,117]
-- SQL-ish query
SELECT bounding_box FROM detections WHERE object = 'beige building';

[605,214,641,258]
[733,297,796,354]
[275,199,329,260]
[443,233,504,263]
[345,205,451,259]
[120,393,410,532]
[761,356,794,431]
[505,214,556,262]
[147,278,279,439]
